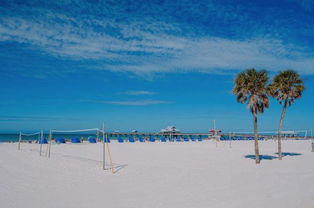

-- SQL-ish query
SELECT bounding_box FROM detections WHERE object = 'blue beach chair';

[129,137,135,143]
[160,137,167,142]
[139,137,145,142]
[56,137,66,143]
[88,137,97,143]
[39,138,48,144]
[197,137,203,141]
[168,137,174,142]
[184,137,189,142]
[176,137,182,142]
[118,138,124,143]
[71,137,81,143]
[149,138,156,142]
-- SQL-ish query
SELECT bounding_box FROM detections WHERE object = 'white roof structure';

[160,126,181,133]
[281,131,297,135]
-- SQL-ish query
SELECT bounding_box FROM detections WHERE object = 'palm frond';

[233,68,270,115]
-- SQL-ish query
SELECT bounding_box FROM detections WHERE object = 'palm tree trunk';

[253,112,260,164]
[278,99,288,160]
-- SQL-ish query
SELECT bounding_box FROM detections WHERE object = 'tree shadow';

[104,163,128,174]
[113,164,128,173]
[275,152,302,157]
[244,155,278,160]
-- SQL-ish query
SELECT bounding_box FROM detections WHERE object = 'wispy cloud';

[86,99,171,106]
[1,0,314,75]
[123,90,158,95]
[0,116,66,121]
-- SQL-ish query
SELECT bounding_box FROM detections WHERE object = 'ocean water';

[0,133,106,142]
[0,133,210,142]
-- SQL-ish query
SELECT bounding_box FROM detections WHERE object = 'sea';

[0,133,209,142]
[0,132,309,142]
[0,133,108,142]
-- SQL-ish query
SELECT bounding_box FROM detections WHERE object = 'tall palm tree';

[269,70,304,160]
[233,69,270,164]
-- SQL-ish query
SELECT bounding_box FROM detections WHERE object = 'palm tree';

[233,69,270,164]
[269,70,304,160]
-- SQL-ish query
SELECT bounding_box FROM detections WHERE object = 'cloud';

[123,90,157,95]
[90,99,171,106]
[1,0,314,75]
[0,116,66,121]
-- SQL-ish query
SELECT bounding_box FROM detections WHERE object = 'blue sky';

[1,0,314,132]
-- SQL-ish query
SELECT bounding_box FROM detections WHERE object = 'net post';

[102,123,106,170]
[39,130,43,156]
[18,131,22,150]
[229,132,232,148]
[96,129,99,142]
[311,129,313,152]
[47,130,52,158]
[106,135,115,174]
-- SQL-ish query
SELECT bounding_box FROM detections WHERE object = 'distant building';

[160,126,181,134]
[281,131,297,137]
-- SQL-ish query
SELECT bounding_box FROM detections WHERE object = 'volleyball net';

[18,131,42,149]
[45,127,115,173]
[225,130,309,140]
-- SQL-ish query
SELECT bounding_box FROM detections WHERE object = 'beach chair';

[190,137,196,141]
[149,138,156,142]
[71,137,81,143]
[129,137,135,143]
[104,138,111,143]
[88,137,97,143]
[176,137,182,142]
[160,137,167,142]
[139,137,145,142]
[118,138,124,143]
[169,137,174,142]
[39,138,48,144]
[56,137,66,143]
[184,137,189,142]
[197,137,203,141]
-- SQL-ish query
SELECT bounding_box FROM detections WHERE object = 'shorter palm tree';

[269,70,304,160]
[233,68,270,164]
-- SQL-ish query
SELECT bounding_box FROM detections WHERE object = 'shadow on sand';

[245,155,278,160]
[104,163,128,173]
[245,152,302,160]
[275,152,302,157]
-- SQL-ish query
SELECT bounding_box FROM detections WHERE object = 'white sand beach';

[0,140,313,208]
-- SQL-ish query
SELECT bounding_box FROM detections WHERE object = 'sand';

[0,140,313,208]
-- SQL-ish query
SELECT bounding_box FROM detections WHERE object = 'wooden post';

[96,129,99,142]
[18,132,22,150]
[229,133,232,148]
[47,130,52,158]
[106,137,115,174]
[39,130,43,156]
[311,129,313,152]
[102,123,106,170]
